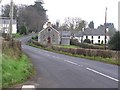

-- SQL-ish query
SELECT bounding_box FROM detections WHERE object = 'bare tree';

[64,17,87,37]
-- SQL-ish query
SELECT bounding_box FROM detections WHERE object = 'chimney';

[47,22,52,27]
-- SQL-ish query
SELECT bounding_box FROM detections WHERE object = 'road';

[20,35,119,88]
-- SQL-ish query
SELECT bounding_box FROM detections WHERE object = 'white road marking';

[45,54,118,82]
[78,65,83,67]
[64,60,78,65]
[86,67,119,82]
[22,85,35,90]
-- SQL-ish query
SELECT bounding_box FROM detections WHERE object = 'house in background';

[60,31,71,45]
[38,22,60,45]
[82,28,110,44]
[73,23,116,44]
[38,22,71,45]
[38,22,116,45]
[0,17,17,34]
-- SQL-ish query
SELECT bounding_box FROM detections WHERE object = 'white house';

[83,28,110,44]
[74,28,110,44]
[0,17,17,34]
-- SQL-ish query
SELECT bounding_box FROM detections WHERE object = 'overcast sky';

[0,0,119,29]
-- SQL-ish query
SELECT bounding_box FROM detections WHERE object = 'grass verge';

[12,33,23,38]
[2,54,34,88]
[28,43,119,66]
[55,45,79,49]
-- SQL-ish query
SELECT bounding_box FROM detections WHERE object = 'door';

[48,36,51,44]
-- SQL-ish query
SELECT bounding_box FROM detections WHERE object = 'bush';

[70,38,79,45]
[32,35,38,40]
[108,31,120,51]
[20,25,28,35]
[70,38,104,49]
[101,40,104,45]
[84,39,91,44]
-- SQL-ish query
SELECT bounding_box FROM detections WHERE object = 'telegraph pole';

[9,0,13,39]
[0,0,2,3]
[104,7,107,50]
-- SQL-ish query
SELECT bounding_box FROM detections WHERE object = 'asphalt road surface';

[20,35,119,88]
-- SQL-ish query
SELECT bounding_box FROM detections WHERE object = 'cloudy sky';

[0,0,119,29]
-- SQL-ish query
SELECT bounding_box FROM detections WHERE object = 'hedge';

[30,40,120,60]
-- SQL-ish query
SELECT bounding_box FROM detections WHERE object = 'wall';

[83,35,109,44]
[38,27,60,45]
[61,37,70,45]
[1,24,17,34]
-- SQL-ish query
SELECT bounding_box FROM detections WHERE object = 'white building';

[73,28,110,44]
[82,28,110,44]
[0,17,17,34]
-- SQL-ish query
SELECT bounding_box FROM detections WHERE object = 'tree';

[20,25,28,35]
[52,21,60,29]
[64,17,87,37]
[2,0,48,33]
[88,21,94,29]
[2,4,18,19]
[23,0,47,32]
[108,31,120,51]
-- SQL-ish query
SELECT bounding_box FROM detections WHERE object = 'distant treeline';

[2,1,48,33]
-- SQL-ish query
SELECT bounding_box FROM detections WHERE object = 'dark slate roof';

[84,28,106,36]
[74,31,83,37]
[0,18,16,24]
[39,26,60,34]
[59,31,71,37]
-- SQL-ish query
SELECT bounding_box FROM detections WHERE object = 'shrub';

[70,38,79,45]
[70,38,104,49]
[84,39,91,44]
[101,40,104,45]
[20,25,28,35]
[32,35,38,40]
[108,31,120,51]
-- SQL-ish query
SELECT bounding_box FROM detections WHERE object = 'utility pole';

[9,0,13,39]
[104,7,107,50]
[118,1,120,31]
[0,0,2,3]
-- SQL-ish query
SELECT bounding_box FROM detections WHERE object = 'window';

[92,36,93,39]
[43,35,46,41]
[98,36,100,39]
[52,35,55,42]
[86,36,88,39]
[98,40,100,43]
[48,29,51,32]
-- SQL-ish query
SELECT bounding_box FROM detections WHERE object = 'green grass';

[55,45,79,48]
[2,54,34,88]
[28,42,119,66]
[12,33,23,38]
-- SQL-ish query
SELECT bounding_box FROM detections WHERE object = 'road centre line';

[49,55,118,82]
[45,54,118,82]
[86,67,119,82]
[78,65,83,67]
[64,60,78,65]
